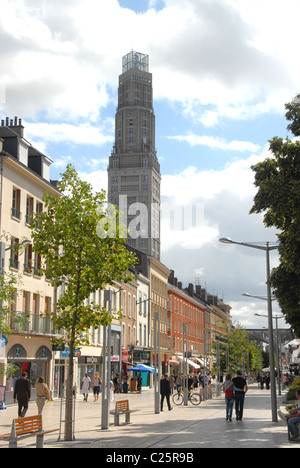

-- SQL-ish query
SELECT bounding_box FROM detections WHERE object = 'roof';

[247,328,295,345]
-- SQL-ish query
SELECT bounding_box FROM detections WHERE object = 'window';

[128,293,131,317]
[35,201,43,229]
[24,244,33,274]
[9,238,19,270]
[45,297,51,315]
[33,253,42,277]
[23,291,30,314]
[12,188,21,220]
[33,293,40,315]
[26,196,34,224]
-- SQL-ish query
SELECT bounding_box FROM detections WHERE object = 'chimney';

[11,117,24,138]
[169,270,175,285]
[178,282,182,290]
[2,116,24,137]
[195,285,201,297]
[188,283,194,297]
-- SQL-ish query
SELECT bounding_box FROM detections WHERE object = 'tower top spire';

[122,51,149,73]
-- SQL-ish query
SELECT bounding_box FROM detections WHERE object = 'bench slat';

[15,415,42,436]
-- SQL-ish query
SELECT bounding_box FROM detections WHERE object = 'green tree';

[30,165,137,441]
[250,99,300,336]
[227,323,251,372]
[249,342,263,373]
[0,267,22,379]
[216,323,262,374]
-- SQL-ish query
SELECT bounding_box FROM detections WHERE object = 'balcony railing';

[8,312,59,336]
[11,207,22,220]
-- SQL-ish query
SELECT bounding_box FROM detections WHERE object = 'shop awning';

[177,355,200,369]
[194,357,205,366]
[170,360,180,365]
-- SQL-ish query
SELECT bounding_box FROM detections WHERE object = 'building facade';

[108,51,161,260]
[0,119,61,401]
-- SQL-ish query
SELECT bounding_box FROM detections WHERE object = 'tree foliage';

[216,322,263,374]
[250,100,300,336]
[30,165,137,440]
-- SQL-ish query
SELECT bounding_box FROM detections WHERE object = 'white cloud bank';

[1,0,299,129]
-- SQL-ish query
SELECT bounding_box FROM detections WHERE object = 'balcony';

[8,312,58,336]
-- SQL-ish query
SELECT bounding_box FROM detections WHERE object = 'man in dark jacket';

[160,374,173,411]
[13,372,31,417]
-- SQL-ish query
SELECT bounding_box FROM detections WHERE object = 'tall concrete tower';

[108,51,161,260]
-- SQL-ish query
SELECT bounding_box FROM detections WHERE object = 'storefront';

[131,348,151,387]
[5,338,53,404]
[78,355,101,393]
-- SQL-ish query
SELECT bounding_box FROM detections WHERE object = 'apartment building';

[0,119,61,401]
[168,272,232,374]
[168,277,205,372]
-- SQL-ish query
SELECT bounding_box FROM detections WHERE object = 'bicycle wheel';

[190,393,201,405]
[172,392,184,406]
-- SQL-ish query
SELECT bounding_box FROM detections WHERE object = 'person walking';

[170,375,175,394]
[13,372,31,418]
[222,374,235,422]
[92,372,102,402]
[81,373,91,402]
[175,374,183,393]
[265,373,270,390]
[160,374,173,411]
[36,377,50,414]
[226,371,248,421]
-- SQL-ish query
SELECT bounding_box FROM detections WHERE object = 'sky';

[1,0,299,330]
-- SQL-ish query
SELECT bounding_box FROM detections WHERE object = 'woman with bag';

[222,374,234,422]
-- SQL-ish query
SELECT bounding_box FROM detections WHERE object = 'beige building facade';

[0,121,61,401]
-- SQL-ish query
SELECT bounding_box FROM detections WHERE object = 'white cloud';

[160,146,280,329]
[25,121,114,147]
[0,0,298,127]
[167,134,260,152]
[162,150,269,205]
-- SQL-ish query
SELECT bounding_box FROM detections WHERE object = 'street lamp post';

[154,312,161,414]
[183,323,188,406]
[219,237,279,423]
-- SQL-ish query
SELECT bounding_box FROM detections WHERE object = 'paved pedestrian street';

[0,385,299,449]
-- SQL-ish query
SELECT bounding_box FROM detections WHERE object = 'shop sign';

[85,356,100,364]
[7,344,27,360]
[35,346,52,361]
[61,348,81,358]
[121,348,129,361]
[1,335,8,348]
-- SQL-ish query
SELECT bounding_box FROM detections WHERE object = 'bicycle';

[172,389,201,406]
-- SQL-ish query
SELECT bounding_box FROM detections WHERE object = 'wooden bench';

[0,414,59,448]
[110,399,139,426]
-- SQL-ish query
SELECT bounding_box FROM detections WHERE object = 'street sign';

[0,335,8,348]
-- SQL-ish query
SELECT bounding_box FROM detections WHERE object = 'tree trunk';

[64,247,82,441]
[64,347,74,441]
